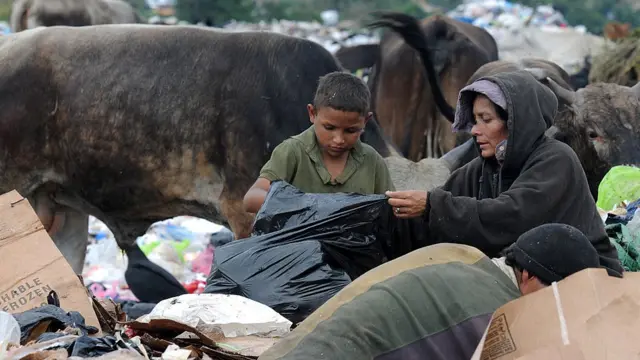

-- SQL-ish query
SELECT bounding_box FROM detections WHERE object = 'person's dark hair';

[313,72,370,116]
[504,254,550,286]
[494,104,508,124]
[470,93,509,128]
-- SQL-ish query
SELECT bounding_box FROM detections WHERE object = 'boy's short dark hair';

[313,72,370,116]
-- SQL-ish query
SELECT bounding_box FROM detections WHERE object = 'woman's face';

[471,94,508,159]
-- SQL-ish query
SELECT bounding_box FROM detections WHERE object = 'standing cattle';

[1,24,470,274]
[10,0,143,32]
[0,25,355,272]
[359,12,498,161]
[382,13,640,199]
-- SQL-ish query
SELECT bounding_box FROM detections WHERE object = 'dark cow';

[380,13,640,199]
[362,12,498,161]
[544,79,640,197]
[0,25,363,272]
[10,0,143,32]
[1,24,472,274]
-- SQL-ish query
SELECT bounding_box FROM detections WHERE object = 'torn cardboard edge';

[471,268,640,360]
[0,190,100,333]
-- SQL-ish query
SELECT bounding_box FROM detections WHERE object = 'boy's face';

[307,104,371,158]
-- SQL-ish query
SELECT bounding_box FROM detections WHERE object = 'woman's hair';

[494,104,508,125]
[473,92,508,128]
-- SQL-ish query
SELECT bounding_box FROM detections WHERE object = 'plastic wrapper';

[137,294,291,338]
[0,311,20,352]
[597,166,640,211]
[205,181,411,322]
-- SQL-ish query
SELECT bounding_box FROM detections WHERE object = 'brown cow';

[382,13,640,199]
[363,12,498,161]
[10,0,143,32]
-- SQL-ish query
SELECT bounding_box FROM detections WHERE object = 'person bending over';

[258,223,612,360]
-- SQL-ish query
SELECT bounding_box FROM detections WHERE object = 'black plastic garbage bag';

[69,336,120,357]
[117,301,157,320]
[206,182,403,323]
[249,181,394,277]
[13,305,99,344]
[34,333,133,357]
[206,239,350,323]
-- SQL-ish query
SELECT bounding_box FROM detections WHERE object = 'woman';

[386,70,623,275]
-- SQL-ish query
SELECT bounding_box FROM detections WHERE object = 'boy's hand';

[385,190,428,219]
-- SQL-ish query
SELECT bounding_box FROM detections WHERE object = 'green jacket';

[259,244,520,360]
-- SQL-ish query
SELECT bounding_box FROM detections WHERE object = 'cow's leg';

[28,190,89,273]
[219,189,253,240]
[49,207,89,274]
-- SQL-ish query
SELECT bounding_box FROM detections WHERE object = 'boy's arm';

[374,155,396,193]
[242,141,298,213]
[243,178,272,214]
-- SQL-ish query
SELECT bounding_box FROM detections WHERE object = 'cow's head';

[545,78,640,196]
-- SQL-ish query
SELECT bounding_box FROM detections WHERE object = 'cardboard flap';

[0,190,99,330]
[472,268,640,360]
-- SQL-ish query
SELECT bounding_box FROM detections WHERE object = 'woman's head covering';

[504,223,601,285]
[452,80,507,133]
[450,71,558,174]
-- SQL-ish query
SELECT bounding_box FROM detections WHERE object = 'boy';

[243,71,395,214]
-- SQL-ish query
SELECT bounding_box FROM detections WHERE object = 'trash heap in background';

[222,19,379,54]
[448,0,575,30]
[83,216,233,302]
[446,0,608,73]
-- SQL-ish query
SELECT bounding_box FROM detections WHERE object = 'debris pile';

[2,294,291,359]
[589,36,640,86]
[83,216,232,302]
[222,19,379,54]
[448,1,573,30]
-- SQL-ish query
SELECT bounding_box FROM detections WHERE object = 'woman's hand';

[385,190,428,219]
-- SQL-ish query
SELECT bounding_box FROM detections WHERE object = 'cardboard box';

[0,190,99,329]
[472,268,640,360]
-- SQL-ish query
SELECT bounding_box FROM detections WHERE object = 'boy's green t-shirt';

[259,126,395,194]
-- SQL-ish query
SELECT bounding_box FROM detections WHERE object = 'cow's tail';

[369,11,455,123]
[10,0,33,32]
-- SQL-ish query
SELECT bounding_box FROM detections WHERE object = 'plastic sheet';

[205,181,400,322]
[13,305,99,344]
[0,311,20,353]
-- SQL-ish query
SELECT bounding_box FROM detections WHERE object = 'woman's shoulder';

[528,137,582,166]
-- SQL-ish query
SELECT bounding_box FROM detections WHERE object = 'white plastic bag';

[0,311,20,352]
[139,294,292,338]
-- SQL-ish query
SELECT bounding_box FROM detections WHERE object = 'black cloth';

[424,70,623,276]
[504,223,602,284]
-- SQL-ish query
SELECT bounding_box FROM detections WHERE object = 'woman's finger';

[385,190,407,199]
[388,198,412,207]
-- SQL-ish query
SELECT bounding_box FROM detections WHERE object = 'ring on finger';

[395,207,400,214]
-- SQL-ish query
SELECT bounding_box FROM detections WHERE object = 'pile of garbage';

[597,166,640,271]
[589,35,640,86]
[448,0,574,30]
[222,19,379,54]
[0,293,292,359]
[83,216,233,302]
